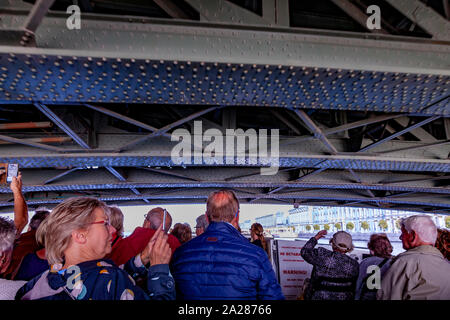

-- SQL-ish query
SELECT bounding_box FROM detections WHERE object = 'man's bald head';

[144,207,172,231]
[206,190,239,223]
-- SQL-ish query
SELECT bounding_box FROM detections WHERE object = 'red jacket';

[107,227,181,266]
[2,230,41,279]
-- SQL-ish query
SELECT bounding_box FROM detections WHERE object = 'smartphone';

[6,164,18,183]
[162,209,167,232]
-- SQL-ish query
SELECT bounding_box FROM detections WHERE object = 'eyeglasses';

[88,220,111,227]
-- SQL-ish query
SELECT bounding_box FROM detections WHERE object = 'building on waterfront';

[255,212,294,237]
[288,206,447,234]
[255,213,277,228]
[252,206,448,235]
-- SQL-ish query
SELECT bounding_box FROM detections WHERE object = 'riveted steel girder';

[0,133,449,171]
[0,1,448,214]
[0,7,449,115]
[0,167,447,194]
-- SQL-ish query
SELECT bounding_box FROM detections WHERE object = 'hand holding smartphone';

[7,163,18,183]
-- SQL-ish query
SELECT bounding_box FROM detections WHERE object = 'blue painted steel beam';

[291,109,338,154]
[84,104,171,140]
[116,106,222,152]
[139,167,201,182]
[105,165,150,203]
[105,166,126,182]
[0,193,446,209]
[0,180,448,195]
[34,103,91,149]
[43,166,82,184]
[1,155,448,172]
[0,54,447,116]
[249,164,329,202]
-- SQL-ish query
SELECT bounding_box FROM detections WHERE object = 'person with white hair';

[0,216,26,299]
[378,215,450,300]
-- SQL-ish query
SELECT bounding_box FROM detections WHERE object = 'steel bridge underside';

[0,0,449,214]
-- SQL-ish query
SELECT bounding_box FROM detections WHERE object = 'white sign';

[276,240,315,300]
[275,239,369,300]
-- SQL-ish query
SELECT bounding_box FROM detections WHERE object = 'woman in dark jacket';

[300,230,359,300]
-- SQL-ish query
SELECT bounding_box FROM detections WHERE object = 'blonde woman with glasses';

[16,197,175,300]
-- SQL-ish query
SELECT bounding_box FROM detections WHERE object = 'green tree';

[324,224,330,231]
[445,216,450,229]
[334,222,342,230]
[395,219,402,230]
[305,225,311,232]
[313,224,320,231]
[346,222,354,230]
[378,219,388,230]
[361,221,370,231]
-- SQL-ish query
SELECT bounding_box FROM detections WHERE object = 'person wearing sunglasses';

[16,197,175,300]
[171,189,284,300]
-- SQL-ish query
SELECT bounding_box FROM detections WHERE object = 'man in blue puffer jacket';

[171,189,284,300]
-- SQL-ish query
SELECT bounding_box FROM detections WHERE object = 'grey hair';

[0,216,16,253]
[195,214,209,230]
[401,215,437,244]
[29,210,50,230]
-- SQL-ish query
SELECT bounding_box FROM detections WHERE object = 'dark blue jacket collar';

[205,222,247,240]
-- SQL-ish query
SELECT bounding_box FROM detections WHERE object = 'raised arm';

[11,173,28,236]
[300,230,328,266]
